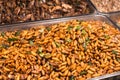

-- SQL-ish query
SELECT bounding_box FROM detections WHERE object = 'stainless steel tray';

[0,14,118,31]
[0,14,120,80]
[89,71,120,80]
[107,12,120,28]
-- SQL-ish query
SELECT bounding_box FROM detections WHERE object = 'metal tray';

[0,14,120,80]
[89,71,120,80]
[0,14,118,31]
[0,0,95,26]
[107,12,120,28]
[88,0,120,15]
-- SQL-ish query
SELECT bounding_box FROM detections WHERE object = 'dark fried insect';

[0,0,91,24]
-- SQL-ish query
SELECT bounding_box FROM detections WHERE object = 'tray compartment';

[0,15,120,80]
[89,0,120,14]
[0,0,95,25]
[107,12,120,28]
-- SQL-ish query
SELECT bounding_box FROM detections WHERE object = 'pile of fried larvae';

[0,20,120,80]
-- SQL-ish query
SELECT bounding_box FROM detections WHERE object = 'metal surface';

[89,71,120,80]
[107,12,120,28]
[0,14,117,31]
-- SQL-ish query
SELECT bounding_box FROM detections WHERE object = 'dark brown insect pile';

[0,0,90,24]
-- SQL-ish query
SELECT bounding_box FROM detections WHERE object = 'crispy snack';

[91,0,120,13]
[0,0,91,24]
[0,20,120,80]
